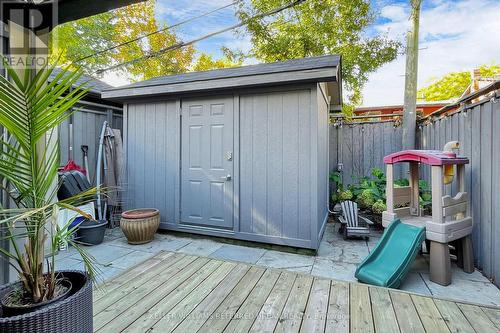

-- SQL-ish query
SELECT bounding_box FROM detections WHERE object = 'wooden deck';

[93,251,500,333]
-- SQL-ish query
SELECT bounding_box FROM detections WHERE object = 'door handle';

[221,174,232,181]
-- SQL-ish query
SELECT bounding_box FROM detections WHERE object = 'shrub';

[372,200,387,214]
[338,190,353,201]
[329,167,433,220]
[358,189,376,208]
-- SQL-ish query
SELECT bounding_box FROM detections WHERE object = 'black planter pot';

[76,219,108,245]
[0,271,92,333]
[1,279,72,317]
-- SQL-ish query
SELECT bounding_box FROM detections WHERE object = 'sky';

[102,0,500,106]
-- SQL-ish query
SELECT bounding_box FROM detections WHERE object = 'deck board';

[274,275,313,333]
[350,284,375,333]
[199,266,266,333]
[223,269,281,333]
[411,295,450,333]
[249,271,296,333]
[482,307,500,329]
[369,287,399,333]
[300,278,330,333]
[390,291,425,333]
[325,280,349,333]
[458,303,499,333]
[433,299,475,333]
[172,264,250,333]
[94,251,500,333]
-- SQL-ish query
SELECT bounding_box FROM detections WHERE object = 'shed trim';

[102,55,340,100]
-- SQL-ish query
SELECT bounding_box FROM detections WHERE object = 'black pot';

[76,219,108,245]
[1,279,72,317]
[0,271,92,333]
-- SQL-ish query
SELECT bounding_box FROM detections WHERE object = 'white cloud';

[362,0,500,106]
[101,71,131,87]
[380,5,408,22]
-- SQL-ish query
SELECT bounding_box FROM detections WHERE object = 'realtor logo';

[0,0,58,68]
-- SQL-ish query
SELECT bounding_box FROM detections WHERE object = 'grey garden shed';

[102,55,342,250]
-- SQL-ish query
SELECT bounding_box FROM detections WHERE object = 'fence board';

[352,125,363,182]
[470,105,482,268]
[373,124,383,172]
[331,122,405,185]
[480,102,493,277]
[342,125,354,184]
[492,100,500,286]
[363,124,373,176]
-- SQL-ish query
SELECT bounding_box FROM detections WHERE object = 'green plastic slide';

[355,219,426,288]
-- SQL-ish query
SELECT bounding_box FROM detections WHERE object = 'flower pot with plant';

[0,60,100,333]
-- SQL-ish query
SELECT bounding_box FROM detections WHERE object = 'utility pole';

[402,0,421,150]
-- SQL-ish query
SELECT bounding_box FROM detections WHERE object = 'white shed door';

[180,97,234,229]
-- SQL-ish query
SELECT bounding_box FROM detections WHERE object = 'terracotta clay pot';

[120,208,160,244]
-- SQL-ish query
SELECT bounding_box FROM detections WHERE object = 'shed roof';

[49,68,113,95]
[383,150,469,166]
[102,55,341,101]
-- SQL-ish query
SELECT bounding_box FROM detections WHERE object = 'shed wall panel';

[239,89,313,242]
[125,101,178,223]
[73,110,106,183]
[317,84,329,242]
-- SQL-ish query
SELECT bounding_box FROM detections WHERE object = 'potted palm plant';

[0,60,99,332]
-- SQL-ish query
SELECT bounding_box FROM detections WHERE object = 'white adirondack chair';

[338,200,373,240]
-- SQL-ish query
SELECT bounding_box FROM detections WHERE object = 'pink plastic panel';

[383,150,469,165]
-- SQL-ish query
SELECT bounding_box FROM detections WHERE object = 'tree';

[417,64,500,101]
[192,48,243,72]
[236,0,401,111]
[50,0,194,80]
[50,11,115,74]
[112,1,194,81]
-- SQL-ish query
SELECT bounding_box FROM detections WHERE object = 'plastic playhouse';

[356,142,474,287]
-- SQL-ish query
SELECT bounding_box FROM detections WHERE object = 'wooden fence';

[420,97,500,285]
[329,120,404,185]
[330,95,500,286]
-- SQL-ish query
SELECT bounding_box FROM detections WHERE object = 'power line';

[95,0,306,75]
[75,0,241,63]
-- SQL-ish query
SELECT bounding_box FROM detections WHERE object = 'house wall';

[123,84,329,249]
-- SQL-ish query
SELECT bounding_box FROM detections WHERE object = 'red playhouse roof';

[383,150,469,166]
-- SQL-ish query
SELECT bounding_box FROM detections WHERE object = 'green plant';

[358,189,376,208]
[372,200,386,214]
[330,171,354,204]
[338,190,353,201]
[0,60,99,305]
[394,178,409,187]
[346,167,432,217]
[350,168,386,203]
